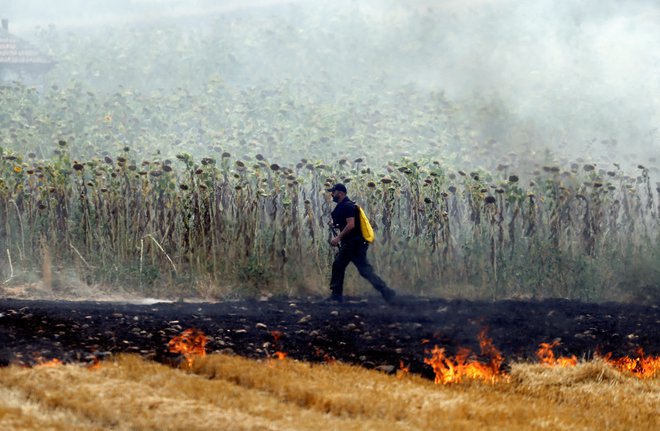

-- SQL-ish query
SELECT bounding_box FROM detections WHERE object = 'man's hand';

[330,236,340,247]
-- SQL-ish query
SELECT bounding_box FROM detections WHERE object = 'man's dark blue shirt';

[331,197,361,242]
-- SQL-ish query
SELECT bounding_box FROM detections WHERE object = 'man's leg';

[352,243,396,303]
[329,245,351,301]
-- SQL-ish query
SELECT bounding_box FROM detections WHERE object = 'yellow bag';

[357,206,375,243]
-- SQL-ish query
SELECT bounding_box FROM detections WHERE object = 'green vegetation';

[1,4,658,301]
[1,140,658,301]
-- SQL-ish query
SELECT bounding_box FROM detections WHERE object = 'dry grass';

[0,355,657,431]
[2,141,659,302]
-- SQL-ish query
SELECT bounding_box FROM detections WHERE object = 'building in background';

[0,18,55,84]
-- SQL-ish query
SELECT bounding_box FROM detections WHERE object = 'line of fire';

[18,326,660,384]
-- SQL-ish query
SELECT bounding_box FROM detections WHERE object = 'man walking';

[326,183,396,304]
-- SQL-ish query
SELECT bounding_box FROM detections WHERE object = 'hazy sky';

[2,0,659,162]
[1,0,287,30]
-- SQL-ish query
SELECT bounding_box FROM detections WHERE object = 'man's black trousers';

[330,237,390,297]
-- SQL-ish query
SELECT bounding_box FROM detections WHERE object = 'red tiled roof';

[0,27,55,67]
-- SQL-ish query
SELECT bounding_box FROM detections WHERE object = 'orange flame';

[602,348,660,379]
[397,360,410,379]
[267,350,288,367]
[35,358,63,367]
[266,330,287,364]
[424,329,505,384]
[87,357,102,371]
[168,328,208,368]
[478,329,504,373]
[536,341,578,367]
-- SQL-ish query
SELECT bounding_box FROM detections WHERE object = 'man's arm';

[337,217,355,240]
[330,217,355,246]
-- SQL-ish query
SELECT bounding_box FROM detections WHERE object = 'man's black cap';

[326,183,347,193]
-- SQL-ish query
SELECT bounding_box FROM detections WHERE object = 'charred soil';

[0,296,658,379]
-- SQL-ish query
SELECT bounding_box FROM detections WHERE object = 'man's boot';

[381,287,396,304]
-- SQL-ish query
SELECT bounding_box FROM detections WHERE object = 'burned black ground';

[0,296,658,379]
